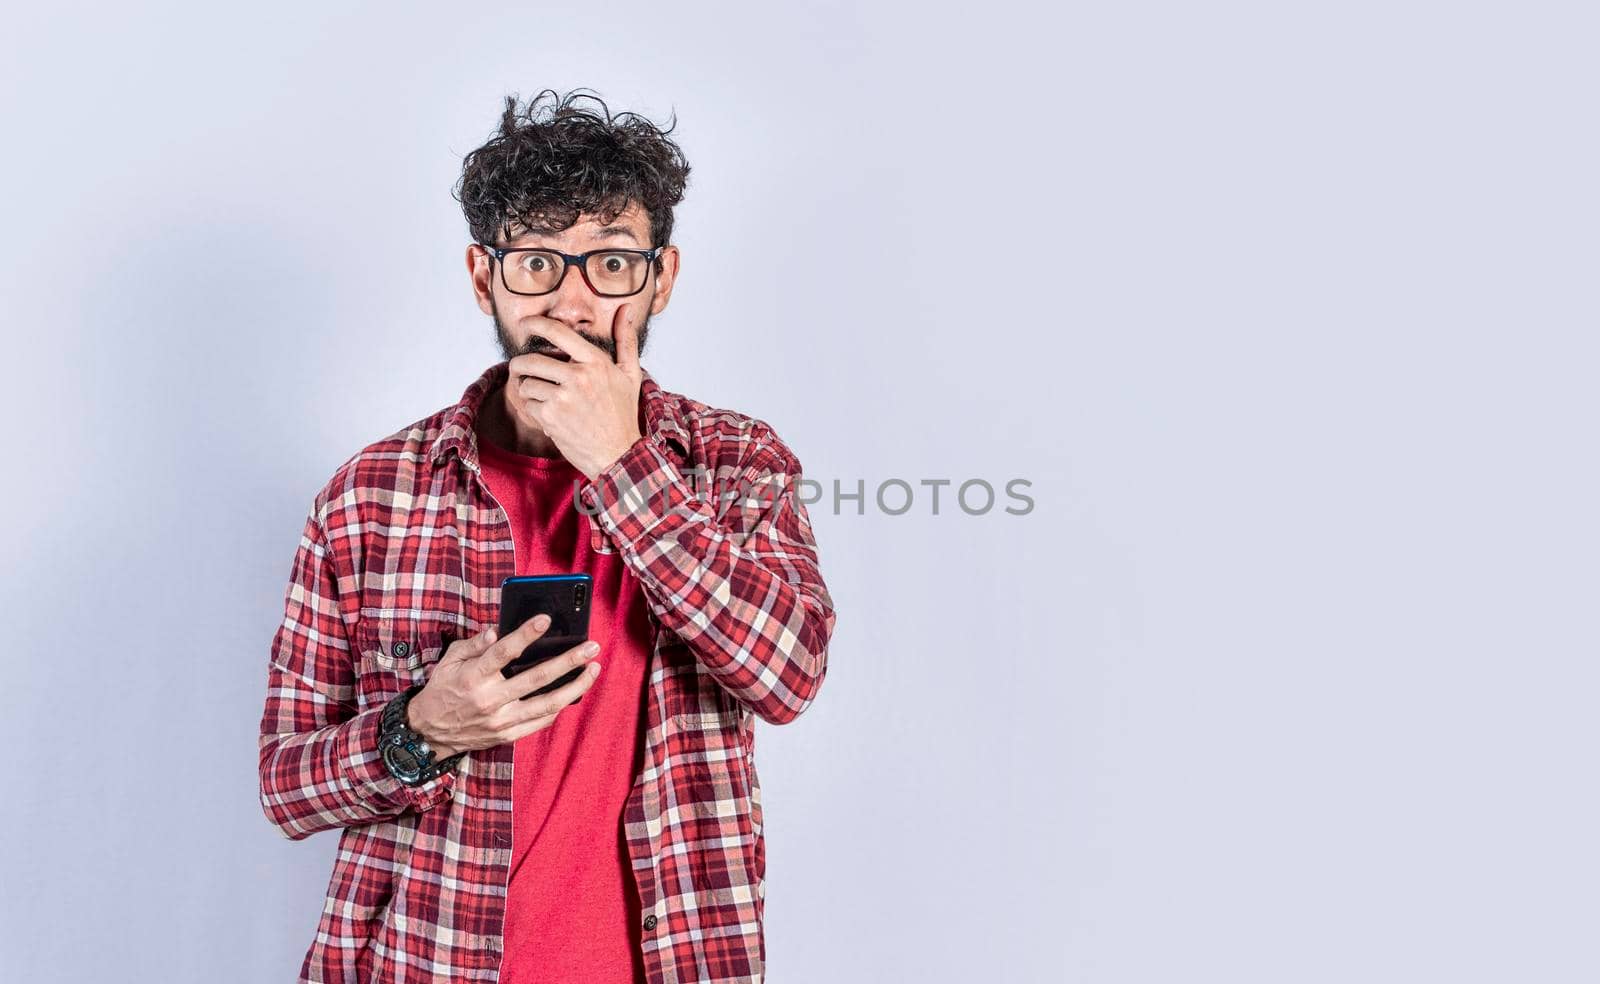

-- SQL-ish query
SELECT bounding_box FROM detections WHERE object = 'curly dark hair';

[453,88,691,259]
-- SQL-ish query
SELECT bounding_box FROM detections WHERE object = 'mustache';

[519,333,612,360]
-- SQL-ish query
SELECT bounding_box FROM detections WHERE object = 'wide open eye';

[516,252,557,274]
[503,250,566,292]
[587,251,646,292]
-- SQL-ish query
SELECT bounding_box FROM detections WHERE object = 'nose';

[542,256,599,327]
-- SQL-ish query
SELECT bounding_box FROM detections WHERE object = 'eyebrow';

[504,223,644,248]
[591,225,643,244]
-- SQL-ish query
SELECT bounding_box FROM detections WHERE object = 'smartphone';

[497,574,593,701]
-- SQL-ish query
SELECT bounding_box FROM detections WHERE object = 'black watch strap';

[379,684,466,786]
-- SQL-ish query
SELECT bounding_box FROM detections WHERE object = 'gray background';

[3,2,1596,982]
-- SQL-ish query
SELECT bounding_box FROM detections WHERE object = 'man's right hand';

[405,615,603,759]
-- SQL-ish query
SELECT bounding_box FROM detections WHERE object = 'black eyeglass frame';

[477,243,664,297]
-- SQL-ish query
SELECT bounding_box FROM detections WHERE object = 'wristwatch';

[378,684,466,786]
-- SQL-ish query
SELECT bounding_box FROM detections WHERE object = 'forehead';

[503,201,651,247]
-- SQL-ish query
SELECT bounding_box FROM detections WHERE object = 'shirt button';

[642,914,657,931]
[392,641,411,658]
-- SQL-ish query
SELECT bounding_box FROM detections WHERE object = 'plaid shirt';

[258,360,836,983]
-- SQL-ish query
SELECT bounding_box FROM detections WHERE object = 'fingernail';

[584,642,599,654]
[588,663,601,676]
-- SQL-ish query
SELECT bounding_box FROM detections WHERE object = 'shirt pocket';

[352,614,466,710]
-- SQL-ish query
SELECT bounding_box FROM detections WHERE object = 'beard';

[491,293,652,364]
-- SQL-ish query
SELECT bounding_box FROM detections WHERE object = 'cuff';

[336,703,458,814]
[580,433,707,552]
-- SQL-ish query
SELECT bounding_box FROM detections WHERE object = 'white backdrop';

[4,2,1597,982]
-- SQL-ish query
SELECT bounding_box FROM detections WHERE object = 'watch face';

[383,742,422,777]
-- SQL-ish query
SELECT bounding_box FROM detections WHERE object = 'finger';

[481,612,552,676]
[515,375,559,403]
[500,657,602,723]
[508,352,574,385]
[497,706,561,745]
[612,304,641,374]
[491,639,600,705]
[446,624,498,664]
[530,319,604,365]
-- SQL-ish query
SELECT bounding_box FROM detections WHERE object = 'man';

[258,89,836,984]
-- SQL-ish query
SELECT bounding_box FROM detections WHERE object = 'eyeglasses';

[478,243,663,297]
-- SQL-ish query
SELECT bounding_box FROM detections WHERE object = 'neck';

[478,383,563,459]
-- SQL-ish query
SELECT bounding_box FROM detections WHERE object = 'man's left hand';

[507,305,645,482]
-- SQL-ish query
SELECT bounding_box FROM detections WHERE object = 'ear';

[648,245,681,316]
[467,245,495,317]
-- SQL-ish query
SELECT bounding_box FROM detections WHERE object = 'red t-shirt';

[476,433,652,984]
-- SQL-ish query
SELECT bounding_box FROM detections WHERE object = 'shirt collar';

[429,360,691,471]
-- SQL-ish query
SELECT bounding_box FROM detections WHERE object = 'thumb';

[613,304,641,376]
